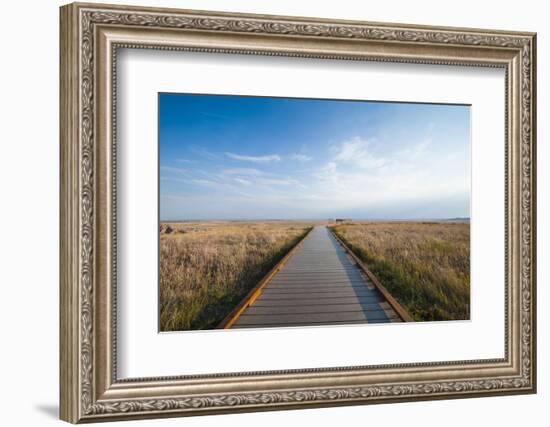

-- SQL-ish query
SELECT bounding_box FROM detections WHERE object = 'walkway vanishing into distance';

[228,226,404,329]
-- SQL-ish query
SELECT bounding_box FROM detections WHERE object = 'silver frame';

[60,2,536,423]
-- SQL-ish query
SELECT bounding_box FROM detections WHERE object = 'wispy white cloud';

[291,153,312,162]
[234,178,252,186]
[313,162,338,184]
[398,138,431,160]
[333,137,386,169]
[190,147,219,160]
[307,132,468,216]
[222,168,264,177]
[160,176,188,184]
[220,167,304,191]
[160,98,470,220]
[191,179,216,186]
[160,166,190,175]
[225,152,281,163]
[258,177,297,186]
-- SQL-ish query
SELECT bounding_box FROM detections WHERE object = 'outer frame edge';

[60,2,81,424]
[60,2,536,422]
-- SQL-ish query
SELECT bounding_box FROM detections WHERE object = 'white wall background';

[0,0,545,426]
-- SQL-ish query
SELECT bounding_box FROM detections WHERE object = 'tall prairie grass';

[332,222,470,321]
[160,222,311,331]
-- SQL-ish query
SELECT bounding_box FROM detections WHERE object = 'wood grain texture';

[231,227,400,328]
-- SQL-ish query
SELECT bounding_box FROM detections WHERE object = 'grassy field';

[159,222,311,331]
[332,222,470,321]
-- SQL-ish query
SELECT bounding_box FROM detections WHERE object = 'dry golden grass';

[160,222,311,331]
[332,222,470,321]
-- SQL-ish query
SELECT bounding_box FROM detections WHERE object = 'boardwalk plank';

[232,320,370,329]
[236,311,370,325]
[231,226,401,328]
[263,285,380,297]
[253,295,384,307]
[268,284,370,289]
[259,290,379,299]
[245,302,389,315]
[269,279,368,286]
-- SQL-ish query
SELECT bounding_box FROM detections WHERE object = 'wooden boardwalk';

[230,226,403,329]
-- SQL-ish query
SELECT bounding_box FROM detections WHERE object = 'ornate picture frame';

[60,2,536,423]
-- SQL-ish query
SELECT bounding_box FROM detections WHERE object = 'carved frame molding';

[60,2,536,423]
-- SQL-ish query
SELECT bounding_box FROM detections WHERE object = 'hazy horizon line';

[160,216,471,222]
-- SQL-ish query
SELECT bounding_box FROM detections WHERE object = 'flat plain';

[332,222,470,321]
[160,220,470,331]
[159,221,311,331]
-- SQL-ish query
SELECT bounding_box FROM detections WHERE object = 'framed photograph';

[60,2,537,423]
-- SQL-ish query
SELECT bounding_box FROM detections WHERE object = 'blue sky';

[159,93,470,220]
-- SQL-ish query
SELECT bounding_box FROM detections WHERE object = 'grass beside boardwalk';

[332,222,470,321]
[160,222,312,331]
